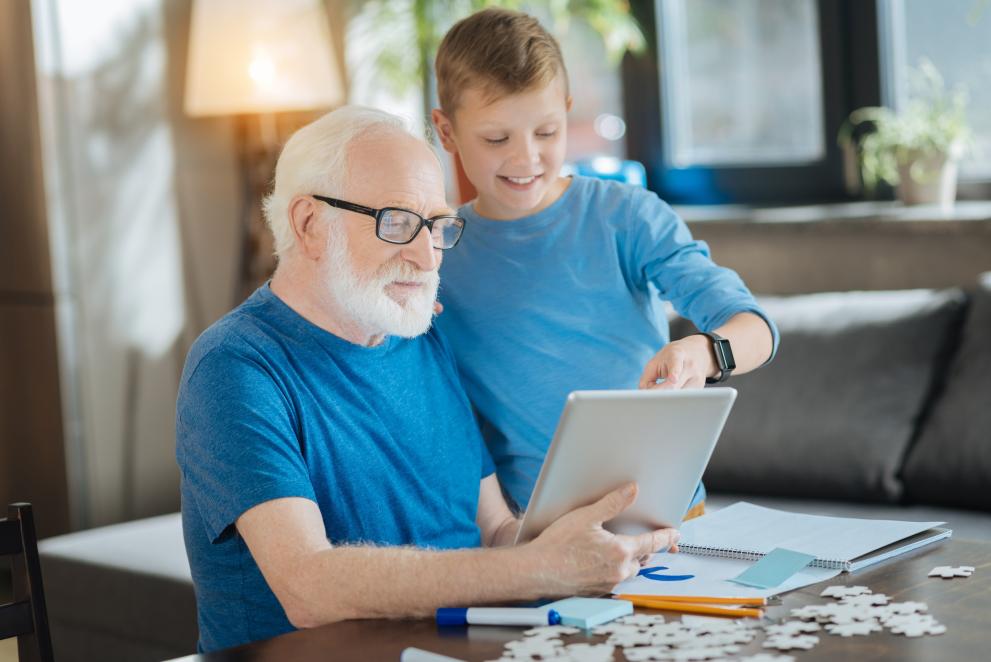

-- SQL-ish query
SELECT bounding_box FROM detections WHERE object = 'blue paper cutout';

[729,548,816,589]
[638,565,695,582]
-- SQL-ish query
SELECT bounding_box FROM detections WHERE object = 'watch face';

[715,338,736,371]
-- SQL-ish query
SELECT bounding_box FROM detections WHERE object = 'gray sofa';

[675,274,991,517]
[38,276,991,662]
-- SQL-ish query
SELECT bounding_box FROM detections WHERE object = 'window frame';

[621,0,895,205]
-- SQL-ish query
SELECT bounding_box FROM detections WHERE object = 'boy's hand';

[526,483,679,595]
[638,336,716,390]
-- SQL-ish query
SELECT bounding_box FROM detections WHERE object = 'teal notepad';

[542,597,632,629]
[729,547,816,589]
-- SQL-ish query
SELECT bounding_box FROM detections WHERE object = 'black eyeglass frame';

[313,195,465,250]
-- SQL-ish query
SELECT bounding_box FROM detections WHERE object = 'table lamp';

[184,0,346,301]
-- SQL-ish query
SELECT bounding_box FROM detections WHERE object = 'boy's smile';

[499,173,542,190]
[433,74,572,220]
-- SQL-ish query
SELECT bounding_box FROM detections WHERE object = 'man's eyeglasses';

[313,195,465,250]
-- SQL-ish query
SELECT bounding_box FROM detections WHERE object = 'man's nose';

[400,226,439,271]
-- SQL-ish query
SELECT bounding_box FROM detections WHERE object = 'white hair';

[263,106,416,259]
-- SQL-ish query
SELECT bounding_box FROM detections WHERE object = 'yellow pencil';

[616,596,764,618]
[614,594,768,607]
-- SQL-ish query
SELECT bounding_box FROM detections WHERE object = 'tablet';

[515,388,737,543]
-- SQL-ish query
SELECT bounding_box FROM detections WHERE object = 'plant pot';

[895,147,960,210]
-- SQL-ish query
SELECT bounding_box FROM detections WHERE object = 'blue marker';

[436,607,561,627]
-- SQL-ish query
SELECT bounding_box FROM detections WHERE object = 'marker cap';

[435,608,468,626]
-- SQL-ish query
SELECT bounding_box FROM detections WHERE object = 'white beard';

[321,227,439,339]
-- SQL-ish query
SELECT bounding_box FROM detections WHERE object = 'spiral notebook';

[679,502,951,572]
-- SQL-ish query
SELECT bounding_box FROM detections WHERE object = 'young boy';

[431,8,778,517]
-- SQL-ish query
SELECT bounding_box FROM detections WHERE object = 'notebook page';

[679,502,944,563]
[612,551,841,598]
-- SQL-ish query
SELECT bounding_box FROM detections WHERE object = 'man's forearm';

[286,543,550,627]
[715,312,773,375]
[248,487,674,631]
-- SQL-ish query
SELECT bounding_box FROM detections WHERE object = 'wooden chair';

[1,503,54,662]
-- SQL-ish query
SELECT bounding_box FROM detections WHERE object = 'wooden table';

[171,539,991,661]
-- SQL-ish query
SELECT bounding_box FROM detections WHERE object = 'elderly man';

[176,106,678,653]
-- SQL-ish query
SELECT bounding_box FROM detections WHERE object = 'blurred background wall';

[1,0,352,535]
[2,0,242,535]
[0,0,71,537]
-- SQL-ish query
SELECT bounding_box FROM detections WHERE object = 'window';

[659,0,825,167]
[880,0,991,178]
[623,0,989,204]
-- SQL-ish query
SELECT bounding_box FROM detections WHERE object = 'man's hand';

[526,483,679,595]
[638,335,714,390]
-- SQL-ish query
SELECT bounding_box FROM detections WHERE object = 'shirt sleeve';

[176,345,317,543]
[622,189,780,359]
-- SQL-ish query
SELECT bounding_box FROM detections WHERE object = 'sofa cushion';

[672,288,966,503]
[901,274,991,511]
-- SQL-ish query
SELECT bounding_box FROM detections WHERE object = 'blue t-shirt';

[436,176,778,509]
[176,284,493,652]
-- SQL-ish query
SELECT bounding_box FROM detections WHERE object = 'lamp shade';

[184,0,345,116]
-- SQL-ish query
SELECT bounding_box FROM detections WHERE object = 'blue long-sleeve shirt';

[436,176,778,509]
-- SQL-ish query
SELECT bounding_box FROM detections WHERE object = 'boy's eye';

[484,137,508,145]
[537,131,557,138]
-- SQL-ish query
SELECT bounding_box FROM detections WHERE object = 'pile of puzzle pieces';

[488,619,772,662]
[784,584,944,643]
[485,565,975,661]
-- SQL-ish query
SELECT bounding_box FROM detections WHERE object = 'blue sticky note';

[541,597,632,629]
[729,547,817,589]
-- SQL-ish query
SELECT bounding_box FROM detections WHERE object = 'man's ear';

[287,195,325,260]
[431,108,459,155]
[566,95,574,113]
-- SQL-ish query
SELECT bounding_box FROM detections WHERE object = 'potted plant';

[839,59,970,209]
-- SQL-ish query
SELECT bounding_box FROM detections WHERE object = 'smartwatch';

[694,331,736,384]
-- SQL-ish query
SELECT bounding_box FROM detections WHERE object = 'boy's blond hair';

[435,7,569,115]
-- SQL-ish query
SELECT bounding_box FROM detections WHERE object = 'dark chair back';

[1,503,54,662]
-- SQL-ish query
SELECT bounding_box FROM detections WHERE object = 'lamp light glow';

[184,0,345,116]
